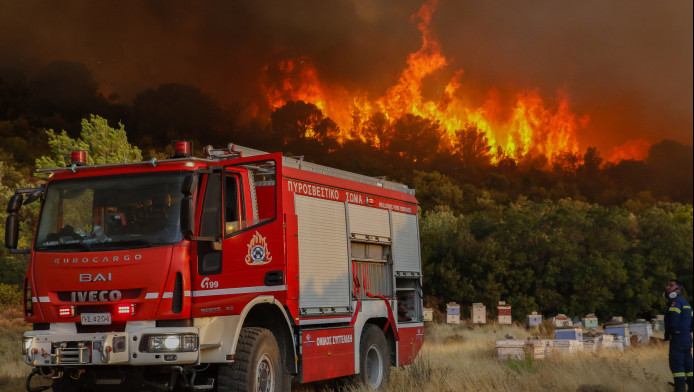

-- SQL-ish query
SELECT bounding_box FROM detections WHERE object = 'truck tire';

[217,327,284,392]
[357,324,390,390]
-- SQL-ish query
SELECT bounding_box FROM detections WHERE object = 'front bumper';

[24,326,199,366]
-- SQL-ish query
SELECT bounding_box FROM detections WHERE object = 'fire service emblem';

[245,231,272,266]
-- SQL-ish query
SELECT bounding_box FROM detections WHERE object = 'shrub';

[0,284,22,306]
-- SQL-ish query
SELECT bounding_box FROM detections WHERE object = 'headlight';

[23,337,33,355]
[143,334,198,353]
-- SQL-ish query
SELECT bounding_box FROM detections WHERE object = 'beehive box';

[446,302,460,324]
[629,320,652,344]
[496,340,546,359]
[601,335,624,351]
[497,301,512,325]
[423,307,433,322]
[582,314,599,329]
[541,340,554,357]
[583,338,598,351]
[555,326,583,341]
[446,314,460,324]
[598,333,613,348]
[652,314,664,331]
[524,340,546,359]
[552,314,573,327]
[472,303,486,324]
[526,311,543,327]
[604,323,630,346]
[496,340,525,359]
[552,339,583,354]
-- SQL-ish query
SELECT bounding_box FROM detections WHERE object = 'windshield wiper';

[35,242,92,252]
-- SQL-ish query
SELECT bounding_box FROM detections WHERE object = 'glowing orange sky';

[1,0,691,162]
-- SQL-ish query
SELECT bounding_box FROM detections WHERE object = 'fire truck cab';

[6,142,424,392]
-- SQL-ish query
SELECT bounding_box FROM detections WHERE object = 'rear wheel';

[217,327,284,392]
[357,324,390,390]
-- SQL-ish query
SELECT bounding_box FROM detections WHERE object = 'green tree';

[412,170,464,213]
[35,114,142,170]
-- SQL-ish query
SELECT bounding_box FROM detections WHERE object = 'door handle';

[264,270,284,286]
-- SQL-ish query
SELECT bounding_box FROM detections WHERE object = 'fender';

[196,295,297,372]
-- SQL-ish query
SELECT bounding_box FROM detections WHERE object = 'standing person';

[664,279,693,392]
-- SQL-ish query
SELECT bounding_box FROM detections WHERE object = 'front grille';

[57,289,141,302]
[56,346,90,364]
[76,322,126,333]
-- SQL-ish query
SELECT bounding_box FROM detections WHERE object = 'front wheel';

[357,324,390,390]
[217,327,285,392]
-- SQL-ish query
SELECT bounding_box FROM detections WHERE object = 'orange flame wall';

[263,0,588,164]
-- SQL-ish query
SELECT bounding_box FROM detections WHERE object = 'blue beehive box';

[604,323,629,338]
[555,326,583,342]
[446,303,460,315]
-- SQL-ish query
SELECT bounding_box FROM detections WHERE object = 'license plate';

[81,313,111,325]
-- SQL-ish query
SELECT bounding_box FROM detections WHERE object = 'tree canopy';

[35,115,142,170]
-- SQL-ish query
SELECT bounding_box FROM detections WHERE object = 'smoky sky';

[0,0,691,154]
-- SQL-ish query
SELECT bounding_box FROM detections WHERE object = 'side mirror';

[5,193,23,250]
[6,193,23,213]
[5,212,19,249]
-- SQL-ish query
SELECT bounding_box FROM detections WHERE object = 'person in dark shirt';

[664,279,693,392]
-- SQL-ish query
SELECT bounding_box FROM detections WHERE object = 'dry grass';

[384,323,670,392]
[0,311,672,392]
[0,306,34,392]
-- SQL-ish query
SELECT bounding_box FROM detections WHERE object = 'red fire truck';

[5,142,424,392]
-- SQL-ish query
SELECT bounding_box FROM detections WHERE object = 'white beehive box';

[526,311,543,327]
[472,303,486,324]
[541,340,554,357]
[629,320,652,344]
[552,339,583,354]
[601,335,624,351]
[423,307,433,322]
[446,314,460,324]
[496,340,525,359]
[524,340,546,359]
[583,338,598,351]
[598,333,613,348]
[496,340,546,359]
[552,314,573,327]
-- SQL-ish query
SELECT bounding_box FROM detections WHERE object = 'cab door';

[191,159,285,317]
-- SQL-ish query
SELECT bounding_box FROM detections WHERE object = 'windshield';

[35,172,186,251]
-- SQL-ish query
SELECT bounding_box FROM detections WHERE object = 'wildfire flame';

[262,0,605,164]
[607,139,650,163]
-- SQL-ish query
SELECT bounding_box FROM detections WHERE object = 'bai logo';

[79,273,111,282]
[200,277,219,289]
[245,232,272,266]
